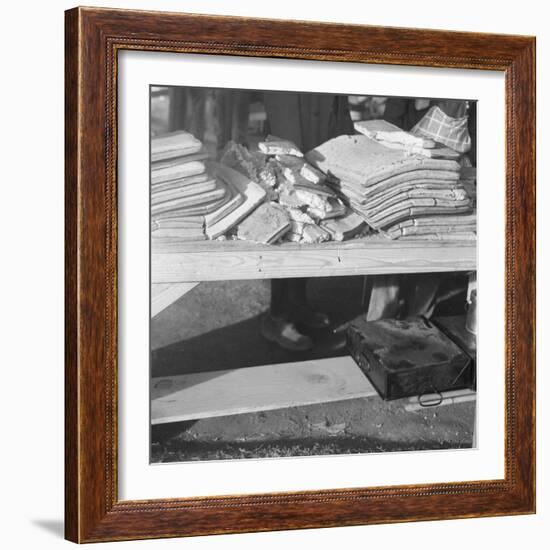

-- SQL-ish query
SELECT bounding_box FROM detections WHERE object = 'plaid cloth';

[411,105,471,153]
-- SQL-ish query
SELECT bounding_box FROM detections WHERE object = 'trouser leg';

[366,274,401,321]
[270,278,307,320]
[405,273,441,318]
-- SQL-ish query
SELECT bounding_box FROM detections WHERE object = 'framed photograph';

[65,6,536,543]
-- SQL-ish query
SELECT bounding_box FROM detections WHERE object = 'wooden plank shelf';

[152,234,476,283]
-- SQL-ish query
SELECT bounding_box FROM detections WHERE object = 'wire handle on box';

[418,389,443,407]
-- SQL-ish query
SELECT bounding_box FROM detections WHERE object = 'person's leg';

[405,273,441,318]
[262,279,313,351]
[214,89,234,155]
[285,278,330,329]
[186,88,206,142]
[269,278,288,319]
[233,91,251,147]
[168,88,188,132]
[366,274,402,321]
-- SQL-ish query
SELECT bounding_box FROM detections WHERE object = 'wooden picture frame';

[65,6,536,543]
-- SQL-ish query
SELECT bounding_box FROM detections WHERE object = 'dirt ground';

[151,276,475,462]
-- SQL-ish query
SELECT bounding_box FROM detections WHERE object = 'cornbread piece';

[278,191,305,209]
[301,224,331,244]
[321,212,366,241]
[300,162,326,184]
[308,201,346,221]
[289,221,306,235]
[283,231,302,243]
[276,154,304,167]
[205,164,267,239]
[292,176,338,198]
[285,208,315,225]
[220,141,266,182]
[237,202,291,244]
[294,190,345,220]
[259,135,303,157]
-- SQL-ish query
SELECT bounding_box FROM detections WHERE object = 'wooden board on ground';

[151,356,377,424]
[151,282,198,318]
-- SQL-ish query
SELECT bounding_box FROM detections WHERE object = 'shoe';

[261,314,313,351]
[292,305,331,329]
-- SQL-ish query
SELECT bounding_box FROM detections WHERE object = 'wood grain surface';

[151,356,377,424]
[151,282,198,317]
[152,240,476,282]
[65,6,536,543]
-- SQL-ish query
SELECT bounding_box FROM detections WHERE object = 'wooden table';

[152,235,476,316]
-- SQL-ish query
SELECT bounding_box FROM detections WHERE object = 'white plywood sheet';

[151,356,377,424]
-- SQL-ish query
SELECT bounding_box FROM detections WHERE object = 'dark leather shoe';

[292,305,331,329]
[261,314,313,351]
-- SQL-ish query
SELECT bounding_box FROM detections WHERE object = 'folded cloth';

[360,199,472,230]
[151,179,218,205]
[151,172,211,193]
[341,181,465,208]
[398,232,476,241]
[306,135,460,188]
[336,169,461,198]
[152,227,206,241]
[390,213,477,229]
[362,188,468,218]
[152,217,204,230]
[411,105,471,153]
[151,160,206,185]
[205,164,267,240]
[357,169,460,194]
[369,196,471,221]
[151,131,204,161]
[152,192,233,219]
[385,223,476,239]
[204,173,245,228]
[151,185,228,215]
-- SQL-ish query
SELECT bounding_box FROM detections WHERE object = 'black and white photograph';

[150,86,478,463]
